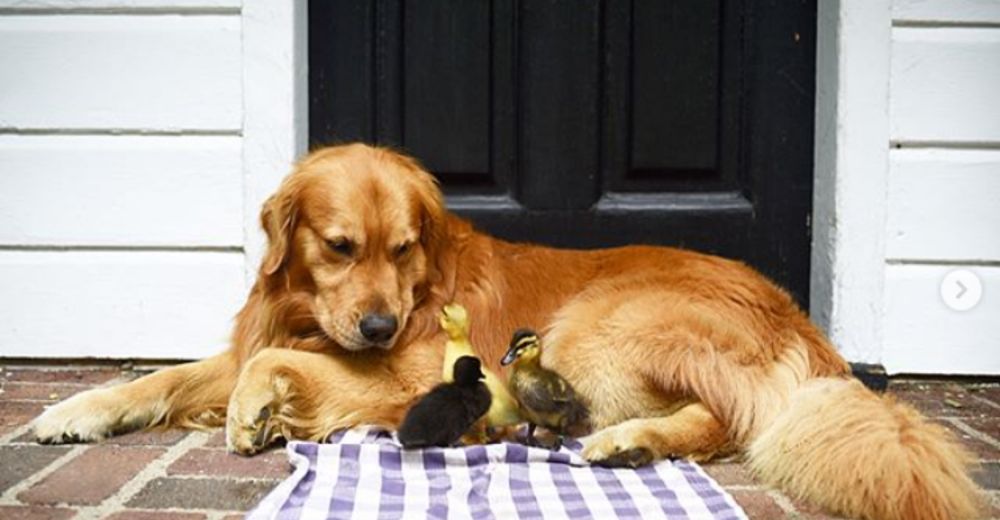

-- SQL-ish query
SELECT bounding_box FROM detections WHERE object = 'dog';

[32,143,981,519]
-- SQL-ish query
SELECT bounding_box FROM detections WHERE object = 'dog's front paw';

[226,405,277,456]
[225,372,286,456]
[581,425,655,468]
[33,388,118,444]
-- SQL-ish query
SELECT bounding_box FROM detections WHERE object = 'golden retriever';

[33,144,981,519]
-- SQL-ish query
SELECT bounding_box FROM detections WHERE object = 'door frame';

[241,0,309,287]
[811,0,891,366]
[247,0,889,366]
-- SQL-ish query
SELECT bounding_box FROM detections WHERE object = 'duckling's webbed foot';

[524,424,563,450]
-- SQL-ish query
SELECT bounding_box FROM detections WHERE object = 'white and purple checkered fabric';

[247,426,747,520]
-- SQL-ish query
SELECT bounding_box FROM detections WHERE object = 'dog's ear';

[409,165,446,255]
[380,147,446,254]
[260,184,299,275]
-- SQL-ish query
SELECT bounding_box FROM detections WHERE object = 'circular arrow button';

[940,269,982,312]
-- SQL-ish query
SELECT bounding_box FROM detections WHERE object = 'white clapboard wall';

[882,0,1000,374]
[0,0,303,359]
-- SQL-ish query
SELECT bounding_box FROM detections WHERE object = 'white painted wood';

[890,28,1000,143]
[811,0,892,363]
[0,250,247,359]
[241,0,308,283]
[0,0,239,10]
[887,149,1000,261]
[882,264,1000,375]
[0,15,241,131]
[893,0,1000,24]
[0,135,243,246]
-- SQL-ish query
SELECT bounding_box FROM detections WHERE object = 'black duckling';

[397,356,492,448]
[501,329,589,449]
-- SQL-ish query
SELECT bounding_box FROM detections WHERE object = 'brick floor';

[1,363,998,519]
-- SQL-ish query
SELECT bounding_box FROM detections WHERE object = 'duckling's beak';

[500,347,518,366]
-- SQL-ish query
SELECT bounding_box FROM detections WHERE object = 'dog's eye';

[326,238,353,256]
[394,242,413,258]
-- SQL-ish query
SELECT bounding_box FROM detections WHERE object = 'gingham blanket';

[247,427,747,520]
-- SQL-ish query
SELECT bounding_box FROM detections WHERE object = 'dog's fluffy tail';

[747,377,982,520]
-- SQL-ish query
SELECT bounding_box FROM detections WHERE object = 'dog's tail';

[746,376,982,520]
[660,332,983,519]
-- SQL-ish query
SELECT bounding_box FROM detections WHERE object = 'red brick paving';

[167,448,290,479]
[125,478,280,511]
[103,429,191,447]
[0,445,72,494]
[729,491,786,518]
[0,401,47,427]
[0,505,78,520]
[0,382,92,401]
[1,363,997,519]
[19,446,166,505]
[702,462,756,487]
[103,511,207,520]
[0,367,122,385]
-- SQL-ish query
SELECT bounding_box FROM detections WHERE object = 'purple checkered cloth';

[247,426,747,519]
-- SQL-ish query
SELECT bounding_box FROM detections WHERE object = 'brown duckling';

[501,329,589,449]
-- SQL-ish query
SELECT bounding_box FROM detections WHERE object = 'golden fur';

[33,144,982,519]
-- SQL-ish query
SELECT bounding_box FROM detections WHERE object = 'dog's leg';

[33,352,237,444]
[581,402,733,467]
[225,348,433,455]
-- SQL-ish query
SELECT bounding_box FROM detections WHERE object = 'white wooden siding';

[0,251,246,359]
[886,149,1000,261]
[0,15,241,131]
[882,1,1000,375]
[0,0,239,10]
[0,2,254,359]
[882,264,1000,375]
[892,0,1000,25]
[0,135,243,247]
[890,28,1000,143]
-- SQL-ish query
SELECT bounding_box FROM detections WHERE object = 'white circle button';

[940,269,982,312]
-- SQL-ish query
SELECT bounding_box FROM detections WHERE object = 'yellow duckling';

[501,329,589,449]
[440,303,522,428]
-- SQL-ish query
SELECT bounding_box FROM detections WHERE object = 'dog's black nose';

[359,313,398,343]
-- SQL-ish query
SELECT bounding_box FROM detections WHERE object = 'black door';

[309,0,816,305]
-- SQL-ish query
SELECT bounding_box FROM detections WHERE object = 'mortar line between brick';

[766,489,799,515]
[721,484,764,492]
[943,417,1000,451]
[2,381,103,387]
[971,394,1000,412]
[70,431,212,519]
[0,421,34,444]
[0,444,88,506]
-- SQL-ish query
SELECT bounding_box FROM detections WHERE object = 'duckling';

[397,356,492,448]
[501,329,589,449]
[440,303,522,428]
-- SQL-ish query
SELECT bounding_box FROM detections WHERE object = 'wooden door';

[309,0,816,304]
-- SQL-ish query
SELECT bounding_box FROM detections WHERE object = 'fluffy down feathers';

[397,356,492,448]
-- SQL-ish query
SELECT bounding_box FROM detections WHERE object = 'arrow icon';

[941,270,982,311]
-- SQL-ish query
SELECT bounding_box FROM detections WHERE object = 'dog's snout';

[359,313,398,343]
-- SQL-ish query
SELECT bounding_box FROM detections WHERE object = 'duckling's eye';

[326,238,353,256]
[394,242,413,259]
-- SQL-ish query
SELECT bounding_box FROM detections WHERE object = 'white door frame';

[245,0,891,365]
[811,0,892,365]
[241,0,309,286]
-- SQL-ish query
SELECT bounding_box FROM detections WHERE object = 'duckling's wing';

[517,375,575,414]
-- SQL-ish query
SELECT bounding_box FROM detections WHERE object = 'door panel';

[309,0,816,305]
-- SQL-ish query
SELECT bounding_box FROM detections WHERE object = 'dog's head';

[259,143,445,351]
